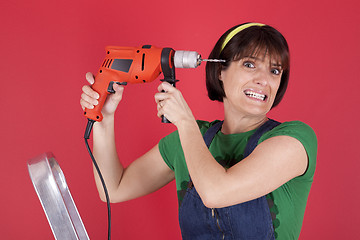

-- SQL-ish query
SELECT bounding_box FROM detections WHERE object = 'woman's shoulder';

[261,120,317,146]
[262,120,318,179]
[274,120,314,131]
[269,120,316,139]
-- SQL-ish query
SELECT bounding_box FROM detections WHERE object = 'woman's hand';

[155,82,196,127]
[80,72,125,118]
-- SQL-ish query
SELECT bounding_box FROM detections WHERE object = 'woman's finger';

[82,85,99,99]
[80,98,95,110]
[157,99,166,111]
[112,83,125,99]
[157,104,166,119]
[157,81,175,93]
[81,92,98,106]
[85,72,95,85]
[154,91,168,104]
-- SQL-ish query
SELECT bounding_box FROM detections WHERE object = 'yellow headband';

[221,23,265,52]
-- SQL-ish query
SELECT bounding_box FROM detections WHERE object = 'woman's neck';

[221,105,268,134]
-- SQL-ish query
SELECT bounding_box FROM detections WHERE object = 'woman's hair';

[205,23,290,108]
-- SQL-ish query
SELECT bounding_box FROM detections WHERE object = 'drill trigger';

[107,81,127,93]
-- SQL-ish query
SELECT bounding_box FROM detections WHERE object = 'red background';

[1,0,360,239]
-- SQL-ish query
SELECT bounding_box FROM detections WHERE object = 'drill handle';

[83,86,108,122]
[83,73,114,122]
[160,78,179,123]
[160,48,178,123]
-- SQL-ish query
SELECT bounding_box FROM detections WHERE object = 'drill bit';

[202,59,226,63]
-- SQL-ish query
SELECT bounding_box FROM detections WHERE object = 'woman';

[80,23,317,239]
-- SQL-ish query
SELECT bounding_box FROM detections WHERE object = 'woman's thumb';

[85,72,95,85]
[112,83,124,101]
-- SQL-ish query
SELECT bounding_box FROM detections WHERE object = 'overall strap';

[203,121,224,148]
[243,119,281,158]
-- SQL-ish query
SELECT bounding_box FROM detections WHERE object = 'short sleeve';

[158,120,213,171]
[158,130,180,171]
[259,121,318,180]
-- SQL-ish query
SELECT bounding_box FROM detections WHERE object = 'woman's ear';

[218,63,225,81]
[219,70,224,81]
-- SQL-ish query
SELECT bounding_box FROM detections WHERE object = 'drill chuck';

[174,51,202,68]
[174,50,225,69]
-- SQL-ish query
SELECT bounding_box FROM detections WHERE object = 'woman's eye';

[243,62,255,68]
[271,68,281,75]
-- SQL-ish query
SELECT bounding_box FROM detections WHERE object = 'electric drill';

[83,45,223,123]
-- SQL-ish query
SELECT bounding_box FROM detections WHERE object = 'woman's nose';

[253,71,269,86]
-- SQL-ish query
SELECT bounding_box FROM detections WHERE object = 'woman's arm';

[155,82,307,208]
[93,117,174,203]
[81,73,174,203]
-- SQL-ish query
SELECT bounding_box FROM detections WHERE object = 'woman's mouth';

[244,89,267,101]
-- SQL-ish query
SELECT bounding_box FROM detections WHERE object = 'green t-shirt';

[158,120,317,240]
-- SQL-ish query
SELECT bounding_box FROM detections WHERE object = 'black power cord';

[84,119,111,240]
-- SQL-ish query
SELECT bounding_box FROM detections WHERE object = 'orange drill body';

[84,45,174,122]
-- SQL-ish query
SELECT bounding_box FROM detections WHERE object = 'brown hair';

[205,23,290,108]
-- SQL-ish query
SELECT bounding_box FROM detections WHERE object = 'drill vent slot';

[142,54,145,71]
[102,59,113,68]
[107,59,113,68]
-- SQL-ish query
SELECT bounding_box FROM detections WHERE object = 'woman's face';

[220,53,283,117]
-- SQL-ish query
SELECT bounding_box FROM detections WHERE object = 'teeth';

[244,91,266,101]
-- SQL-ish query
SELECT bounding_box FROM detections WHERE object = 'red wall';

[2,0,360,239]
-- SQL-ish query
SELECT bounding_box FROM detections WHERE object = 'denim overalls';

[179,119,280,240]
